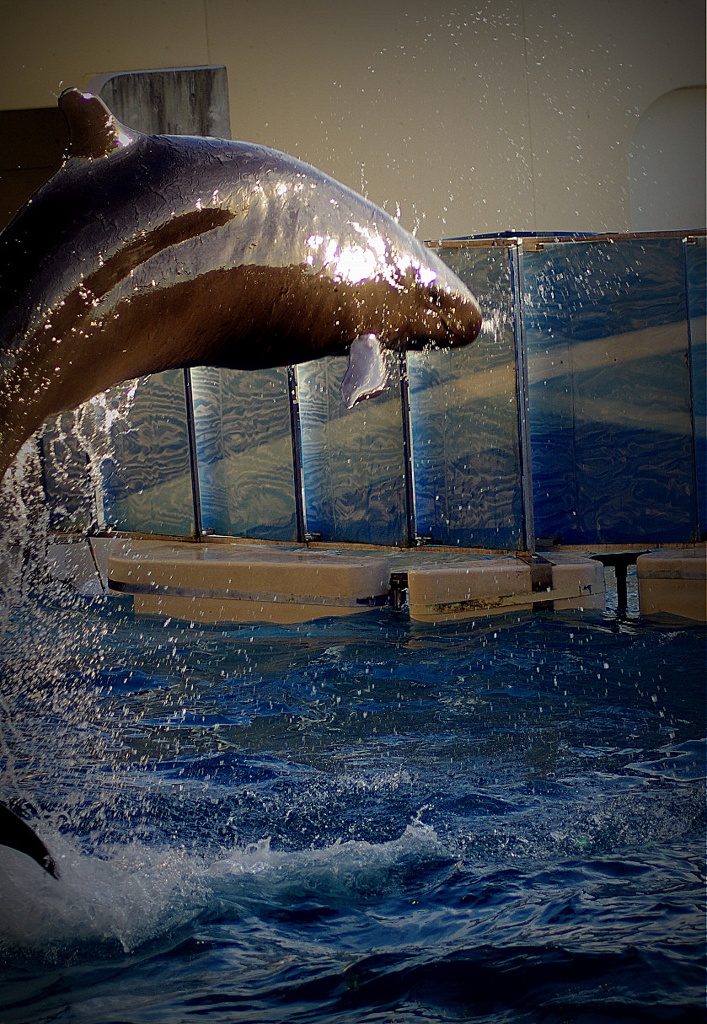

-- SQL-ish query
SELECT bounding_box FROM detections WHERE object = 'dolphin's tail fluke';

[0,801,59,878]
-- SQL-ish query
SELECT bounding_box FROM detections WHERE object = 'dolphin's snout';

[428,280,483,348]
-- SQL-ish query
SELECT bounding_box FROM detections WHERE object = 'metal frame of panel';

[684,235,707,540]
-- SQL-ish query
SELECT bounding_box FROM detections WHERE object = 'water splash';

[0,385,139,820]
[0,820,445,958]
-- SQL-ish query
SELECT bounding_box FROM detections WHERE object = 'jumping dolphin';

[0,801,59,878]
[0,88,482,478]
[0,91,481,874]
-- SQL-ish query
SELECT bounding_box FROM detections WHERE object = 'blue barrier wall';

[40,232,705,548]
[192,366,297,542]
[409,243,528,549]
[42,369,194,536]
[523,236,697,544]
[296,353,408,546]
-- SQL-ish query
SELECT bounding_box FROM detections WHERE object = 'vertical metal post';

[183,368,203,540]
[287,365,308,543]
[682,235,703,541]
[509,242,536,553]
[399,353,418,547]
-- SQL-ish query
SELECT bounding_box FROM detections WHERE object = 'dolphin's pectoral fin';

[341,334,390,409]
[0,802,59,879]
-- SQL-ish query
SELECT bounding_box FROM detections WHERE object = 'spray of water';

[0,387,140,835]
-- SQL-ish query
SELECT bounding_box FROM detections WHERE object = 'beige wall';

[629,86,707,231]
[1,0,704,238]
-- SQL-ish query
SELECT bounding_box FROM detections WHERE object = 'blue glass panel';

[409,245,524,549]
[297,355,407,545]
[686,235,706,537]
[524,237,696,544]
[191,366,297,541]
[100,371,194,535]
[41,371,194,535]
[40,409,99,532]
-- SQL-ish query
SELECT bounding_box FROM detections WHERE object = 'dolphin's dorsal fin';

[59,88,139,160]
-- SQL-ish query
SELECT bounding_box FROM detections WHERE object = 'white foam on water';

[0,831,210,955]
[208,820,446,901]
[0,820,447,958]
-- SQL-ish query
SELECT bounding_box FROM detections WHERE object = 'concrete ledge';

[104,540,609,625]
[406,553,604,623]
[108,539,392,624]
[46,536,612,625]
[637,547,707,622]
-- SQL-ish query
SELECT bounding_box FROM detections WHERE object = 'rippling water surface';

[0,591,704,1023]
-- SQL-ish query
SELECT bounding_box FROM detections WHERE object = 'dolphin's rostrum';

[0,89,481,478]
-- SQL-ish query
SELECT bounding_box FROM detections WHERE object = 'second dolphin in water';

[0,802,59,878]
[0,88,481,478]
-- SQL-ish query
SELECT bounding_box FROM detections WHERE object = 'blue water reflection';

[297,355,408,545]
[686,236,706,536]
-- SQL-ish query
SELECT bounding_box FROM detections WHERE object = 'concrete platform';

[104,539,606,625]
[107,539,392,624]
[405,552,605,623]
[637,547,707,622]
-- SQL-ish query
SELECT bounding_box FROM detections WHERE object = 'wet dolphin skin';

[0,89,481,477]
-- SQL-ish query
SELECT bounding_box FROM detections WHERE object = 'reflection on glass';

[41,405,102,532]
[191,366,297,541]
[409,244,524,549]
[524,236,696,544]
[41,370,194,536]
[100,370,194,535]
[297,355,407,545]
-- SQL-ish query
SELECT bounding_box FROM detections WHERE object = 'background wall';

[0,0,704,238]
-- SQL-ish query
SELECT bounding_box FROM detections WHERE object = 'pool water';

[0,590,704,1023]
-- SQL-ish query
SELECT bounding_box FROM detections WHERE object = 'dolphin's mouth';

[402,281,483,351]
[439,289,483,346]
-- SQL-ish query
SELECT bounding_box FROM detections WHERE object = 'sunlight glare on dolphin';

[0,89,482,479]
